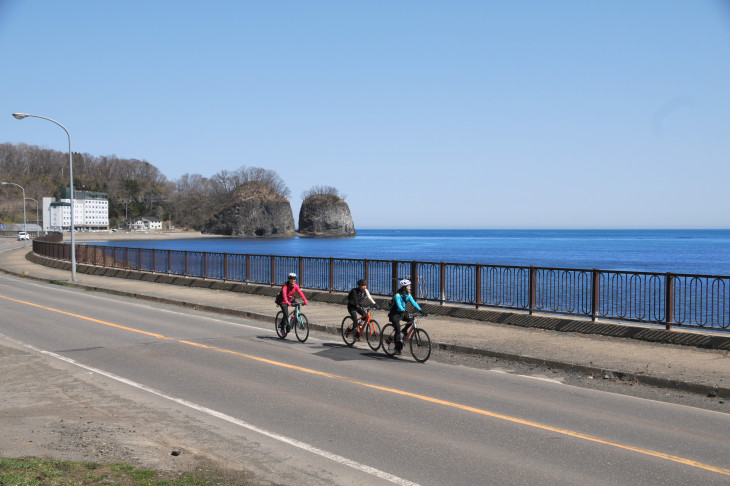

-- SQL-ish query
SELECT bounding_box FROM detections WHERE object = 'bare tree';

[301,185,346,201]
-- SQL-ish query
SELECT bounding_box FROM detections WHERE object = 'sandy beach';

[67,230,228,242]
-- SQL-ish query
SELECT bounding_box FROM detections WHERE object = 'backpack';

[275,290,284,305]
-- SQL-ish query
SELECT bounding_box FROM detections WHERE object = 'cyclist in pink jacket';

[278,273,309,332]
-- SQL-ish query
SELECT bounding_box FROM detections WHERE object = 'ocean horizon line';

[354,227,730,231]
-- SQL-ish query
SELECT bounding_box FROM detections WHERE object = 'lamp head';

[12,113,30,120]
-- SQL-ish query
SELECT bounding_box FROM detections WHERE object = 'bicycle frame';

[401,316,428,346]
[290,303,302,325]
[401,317,417,339]
[356,307,378,337]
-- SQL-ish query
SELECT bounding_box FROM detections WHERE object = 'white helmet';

[398,279,411,288]
[288,273,297,279]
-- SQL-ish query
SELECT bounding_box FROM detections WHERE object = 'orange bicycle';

[341,306,382,351]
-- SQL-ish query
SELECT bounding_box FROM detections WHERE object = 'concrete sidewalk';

[0,239,728,397]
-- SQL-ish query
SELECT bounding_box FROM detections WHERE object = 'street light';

[12,112,76,281]
[25,197,39,229]
[1,182,27,245]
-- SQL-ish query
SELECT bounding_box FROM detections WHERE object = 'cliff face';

[201,182,295,238]
[298,195,356,238]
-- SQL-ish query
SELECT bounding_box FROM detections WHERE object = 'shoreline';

[68,230,227,242]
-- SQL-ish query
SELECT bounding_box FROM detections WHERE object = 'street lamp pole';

[1,182,27,245]
[26,197,39,229]
[12,113,76,281]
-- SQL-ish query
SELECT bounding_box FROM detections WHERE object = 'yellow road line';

[0,294,170,340]
[3,292,729,477]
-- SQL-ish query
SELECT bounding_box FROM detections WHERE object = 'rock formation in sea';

[201,181,295,237]
[298,193,356,238]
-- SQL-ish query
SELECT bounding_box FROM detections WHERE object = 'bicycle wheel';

[381,324,397,357]
[295,313,309,343]
[365,319,382,351]
[409,328,432,363]
[275,311,287,339]
[341,316,356,346]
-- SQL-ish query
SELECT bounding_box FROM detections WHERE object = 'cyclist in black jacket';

[347,279,378,339]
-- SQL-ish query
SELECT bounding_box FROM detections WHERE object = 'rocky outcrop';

[201,182,295,237]
[298,194,356,238]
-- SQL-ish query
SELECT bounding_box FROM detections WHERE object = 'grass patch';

[0,457,252,485]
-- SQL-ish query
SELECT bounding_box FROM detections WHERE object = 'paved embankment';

[0,238,728,396]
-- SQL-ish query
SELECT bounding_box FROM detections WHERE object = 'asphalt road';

[1,272,729,485]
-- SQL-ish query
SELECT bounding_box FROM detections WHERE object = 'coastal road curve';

[0,272,729,485]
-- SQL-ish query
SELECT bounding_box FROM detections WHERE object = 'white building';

[127,216,162,231]
[43,189,109,231]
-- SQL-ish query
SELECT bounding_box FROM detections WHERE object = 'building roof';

[131,216,161,222]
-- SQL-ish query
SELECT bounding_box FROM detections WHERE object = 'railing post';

[137,247,142,271]
[591,269,600,321]
[411,261,419,299]
[167,249,171,274]
[329,257,335,292]
[440,261,446,305]
[475,265,482,309]
[665,272,674,330]
[152,250,156,273]
[299,256,304,287]
[270,256,276,286]
[124,247,129,269]
[246,254,251,283]
[529,266,536,315]
[223,253,228,281]
[392,260,399,294]
[364,259,370,283]
[185,251,189,276]
[203,252,208,279]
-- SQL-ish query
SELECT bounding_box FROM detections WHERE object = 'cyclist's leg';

[279,304,290,328]
[392,314,403,353]
[348,308,360,337]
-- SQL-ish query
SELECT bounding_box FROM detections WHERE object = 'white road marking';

[2,334,420,486]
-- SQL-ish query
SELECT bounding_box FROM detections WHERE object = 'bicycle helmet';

[288,272,297,279]
[398,279,411,288]
[357,279,367,286]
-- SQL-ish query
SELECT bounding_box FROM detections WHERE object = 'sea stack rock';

[201,181,295,237]
[298,194,356,238]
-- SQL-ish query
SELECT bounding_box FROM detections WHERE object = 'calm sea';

[88,229,730,276]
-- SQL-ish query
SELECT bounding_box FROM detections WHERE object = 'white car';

[17,231,30,240]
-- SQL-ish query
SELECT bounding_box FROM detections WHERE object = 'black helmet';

[357,279,367,286]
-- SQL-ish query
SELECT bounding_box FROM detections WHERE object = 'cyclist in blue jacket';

[389,279,428,354]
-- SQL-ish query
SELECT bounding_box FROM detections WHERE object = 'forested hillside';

[0,142,289,230]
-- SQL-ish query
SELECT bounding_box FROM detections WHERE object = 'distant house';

[127,217,163,231]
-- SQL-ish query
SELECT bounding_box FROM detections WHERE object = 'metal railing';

[32,240,730,330]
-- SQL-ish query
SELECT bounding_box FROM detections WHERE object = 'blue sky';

[1,1,729,229]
